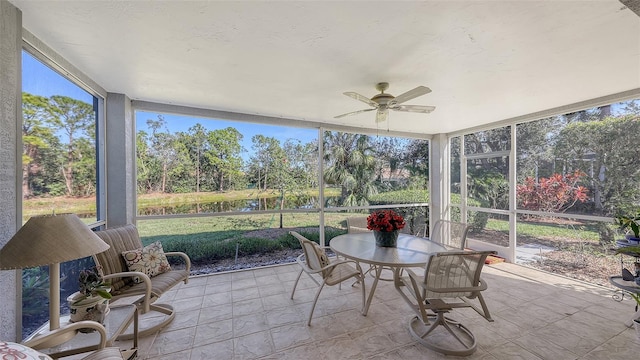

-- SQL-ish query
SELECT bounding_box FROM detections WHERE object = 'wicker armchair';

[93,224,190,339]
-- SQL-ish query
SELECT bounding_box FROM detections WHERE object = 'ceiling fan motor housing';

[371,93,394,106]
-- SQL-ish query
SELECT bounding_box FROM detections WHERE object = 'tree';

[516,117,562,181]
[205,127,244,191]
[249,135,284,191]
[371,137,410,189]
[22,93,54,197]
[464,126,511,208]
[323,131,377,207]
[47,95,95,196]
[554,115,640,215]
[146,116,179,193]
[186,124,208,193]
[404,139,429,189]
[136,130,154,193]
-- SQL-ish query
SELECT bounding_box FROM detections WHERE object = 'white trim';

[132,100,431,141]
[22,30,107,99]
[447,88,640,137]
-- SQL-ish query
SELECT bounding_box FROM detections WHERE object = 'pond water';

[137,195,326,216]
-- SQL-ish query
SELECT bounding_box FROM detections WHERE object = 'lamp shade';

[0,213,110,269]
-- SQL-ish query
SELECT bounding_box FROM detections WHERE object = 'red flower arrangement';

[367,210,405,232]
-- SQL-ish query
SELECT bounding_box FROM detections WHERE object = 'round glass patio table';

[330,232,447,315]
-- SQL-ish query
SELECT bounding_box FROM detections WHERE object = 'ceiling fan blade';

[389,86,432,106]
[334,108,376,119]
[375,108,388,123]
[392,105,436,114]
[343,92,379,108]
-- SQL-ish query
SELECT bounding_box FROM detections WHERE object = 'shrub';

[517,171,589,213]
[450,194,488,232]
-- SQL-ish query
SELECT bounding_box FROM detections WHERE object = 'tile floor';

[113,262,640,359]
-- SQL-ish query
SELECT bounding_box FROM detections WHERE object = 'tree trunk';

[22,163,31,198]
[279,194,285,228]
[161,162,167,193]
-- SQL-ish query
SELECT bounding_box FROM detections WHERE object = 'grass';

[483,217,601,242]
[136,212,351,264]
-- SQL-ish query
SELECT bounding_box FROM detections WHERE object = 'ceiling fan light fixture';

[376,108,388,123]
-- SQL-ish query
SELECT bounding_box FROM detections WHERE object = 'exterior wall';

[0,0,21,341]
[106,93,135,226]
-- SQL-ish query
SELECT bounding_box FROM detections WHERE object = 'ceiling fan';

[335,82,435,123]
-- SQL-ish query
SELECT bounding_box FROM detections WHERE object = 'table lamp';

[0,214,110,332]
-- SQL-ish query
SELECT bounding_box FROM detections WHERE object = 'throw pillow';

[122,241,171,283]
[0,341,53,360]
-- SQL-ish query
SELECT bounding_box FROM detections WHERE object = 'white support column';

[429,134,450,230]
[318,128,325,246]
[0,0,22,341]
[106,93,136,226]
[507,124,517,263]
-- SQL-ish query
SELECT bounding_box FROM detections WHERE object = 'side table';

[609,275,640,328]
[24,304,138,359]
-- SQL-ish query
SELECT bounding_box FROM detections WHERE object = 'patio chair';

[289,231,366,325]
[395,250,495,356]
[346,216,370,233]
[93,224,191,339]
[429,220,471,250]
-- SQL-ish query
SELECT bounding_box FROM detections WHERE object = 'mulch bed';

[184,226,624,290]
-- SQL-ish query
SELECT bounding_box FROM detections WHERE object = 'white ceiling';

[10,0,640,135]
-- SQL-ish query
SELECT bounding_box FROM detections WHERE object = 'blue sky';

[23,50,317,158]
[23,51,93,104]
[135,111,318,158]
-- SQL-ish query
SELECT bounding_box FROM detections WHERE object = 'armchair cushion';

[121,241,171,283]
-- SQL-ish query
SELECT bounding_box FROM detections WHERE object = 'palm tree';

[323,131,377,206]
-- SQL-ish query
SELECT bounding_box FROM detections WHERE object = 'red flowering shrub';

[367,210,406,232]
[517,171,589,213]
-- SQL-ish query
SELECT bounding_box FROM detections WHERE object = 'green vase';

[374,230,399,247]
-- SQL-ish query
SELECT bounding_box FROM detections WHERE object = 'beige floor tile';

[193,318,234,347]
[269,322,312,351]
[233,313,270,337]
[233,297,264,317]
[145,327,196,357]
[512,333,578,359]
[178,285,206,299]
[190,339,233,360]
[233,330,274,360]
[171,296,203,312]
[199,302,233,324]
[314,333,363,360]
[232,287,261,302]
[202,290,232,307]
[139,262,637,360]
[232,277,258,291]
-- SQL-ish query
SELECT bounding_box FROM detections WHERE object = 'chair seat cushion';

[325,262,360,286]
[112,268,189,299]
[122,241,171,282]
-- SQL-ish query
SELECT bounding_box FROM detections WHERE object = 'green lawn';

[484,217,602,242]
